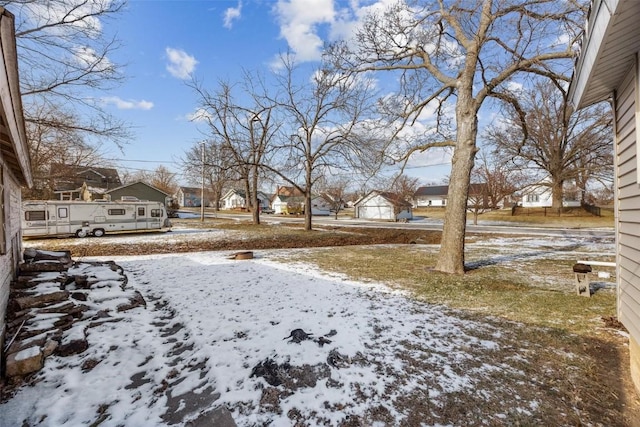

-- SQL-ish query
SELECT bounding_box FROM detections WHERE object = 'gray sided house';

[105,181,170,205]
[354,191,413,221]
[0,8,32,352]
[569,0,640,395]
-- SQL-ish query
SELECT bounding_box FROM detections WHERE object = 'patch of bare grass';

[281,244,638,425]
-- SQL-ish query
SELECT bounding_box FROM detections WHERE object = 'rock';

[117,290,147,312]
[5,346,44,377]
[185,407,237,427]
[43,339,58,357]
[70,292,87,301]
[56,338,88,357]
[19,261,70,273]
[12,290,70,311]
[24,248,72,264]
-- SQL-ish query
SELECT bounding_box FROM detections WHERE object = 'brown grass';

[24,220,639,425]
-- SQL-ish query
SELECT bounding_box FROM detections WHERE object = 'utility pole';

[201,141,205,222]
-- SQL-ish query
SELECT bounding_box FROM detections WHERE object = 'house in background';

[413,184,491,208]
[0,8,33,353]
[519,178,581,208]
[354,191,413,221]
[413,185,448,207]
[568,0,640,396]
[176,186,209,208]
[270,186,330,215]
[221,189,271,211]
[105,181,170,205]
[49,163,121,201]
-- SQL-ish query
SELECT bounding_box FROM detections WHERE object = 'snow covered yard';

[2,229,635,426]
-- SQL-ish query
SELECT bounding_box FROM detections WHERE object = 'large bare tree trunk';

[435,104,478,274]
[251,169,260,225]
[551,179,564,212]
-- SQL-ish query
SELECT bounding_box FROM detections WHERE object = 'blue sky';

[98,0,453,187]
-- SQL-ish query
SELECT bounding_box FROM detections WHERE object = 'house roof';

[50,163,122,190]
[569,0,640,109]
[0,8,32,187]
[275,185,304,197]
[414,185,449,197]
[355,190,412,208]
[414,184,486,198]
[179,186,201,194]
[105,181,169,196]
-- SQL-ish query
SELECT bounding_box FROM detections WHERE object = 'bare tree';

[389,174,420,207]
[189,75,278,225]
[472,152,529,210]
[466,183,490,225]
[181,141,235,211]
[316,175,351,219]
[485,80,612,211]
[5,0,131,191]
[147,165,178,196]
[267,55,380,231]
[22,106,110,199]
[328,0,585,273]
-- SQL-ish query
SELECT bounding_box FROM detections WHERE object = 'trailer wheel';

[92,228,105,237]
[75,229,88,238]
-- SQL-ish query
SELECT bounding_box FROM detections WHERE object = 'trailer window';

[108,209,126,215]
[151,209,162,217]
[138,207,145,216]
[25,210,47,221]
[58,207,68,218]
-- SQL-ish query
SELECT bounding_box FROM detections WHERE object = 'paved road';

[196,211,615,239]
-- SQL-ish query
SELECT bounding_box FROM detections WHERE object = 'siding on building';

[0,8,32,354]
[106,181,169,205]
[616,62,640,343]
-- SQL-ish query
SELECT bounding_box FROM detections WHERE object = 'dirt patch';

[27,223,442,257]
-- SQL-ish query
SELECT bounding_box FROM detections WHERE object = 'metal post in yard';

[201,141,205,222]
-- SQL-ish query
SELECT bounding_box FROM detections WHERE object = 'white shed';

[354,191,413,221]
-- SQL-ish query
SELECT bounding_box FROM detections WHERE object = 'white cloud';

[74,46,114,73]
[223,1,242,29]
[273,0,336,62]
[102,96,154,110]
[27,2,103,37]
[187,108,212,122]
[165,47,198,80]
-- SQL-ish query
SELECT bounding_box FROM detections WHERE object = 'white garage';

[354,191,413,221]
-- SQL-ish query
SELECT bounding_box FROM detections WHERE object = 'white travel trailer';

[22,199,171,238]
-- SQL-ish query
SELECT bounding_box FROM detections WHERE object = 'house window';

[25,210,47,221]
[108,209,126,215]
[58,207,68,218]
[138,207,145,216]
[526,194,540,203]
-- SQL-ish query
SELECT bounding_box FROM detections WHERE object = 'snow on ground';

[0,249,530,426]
[2,233,616,426]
